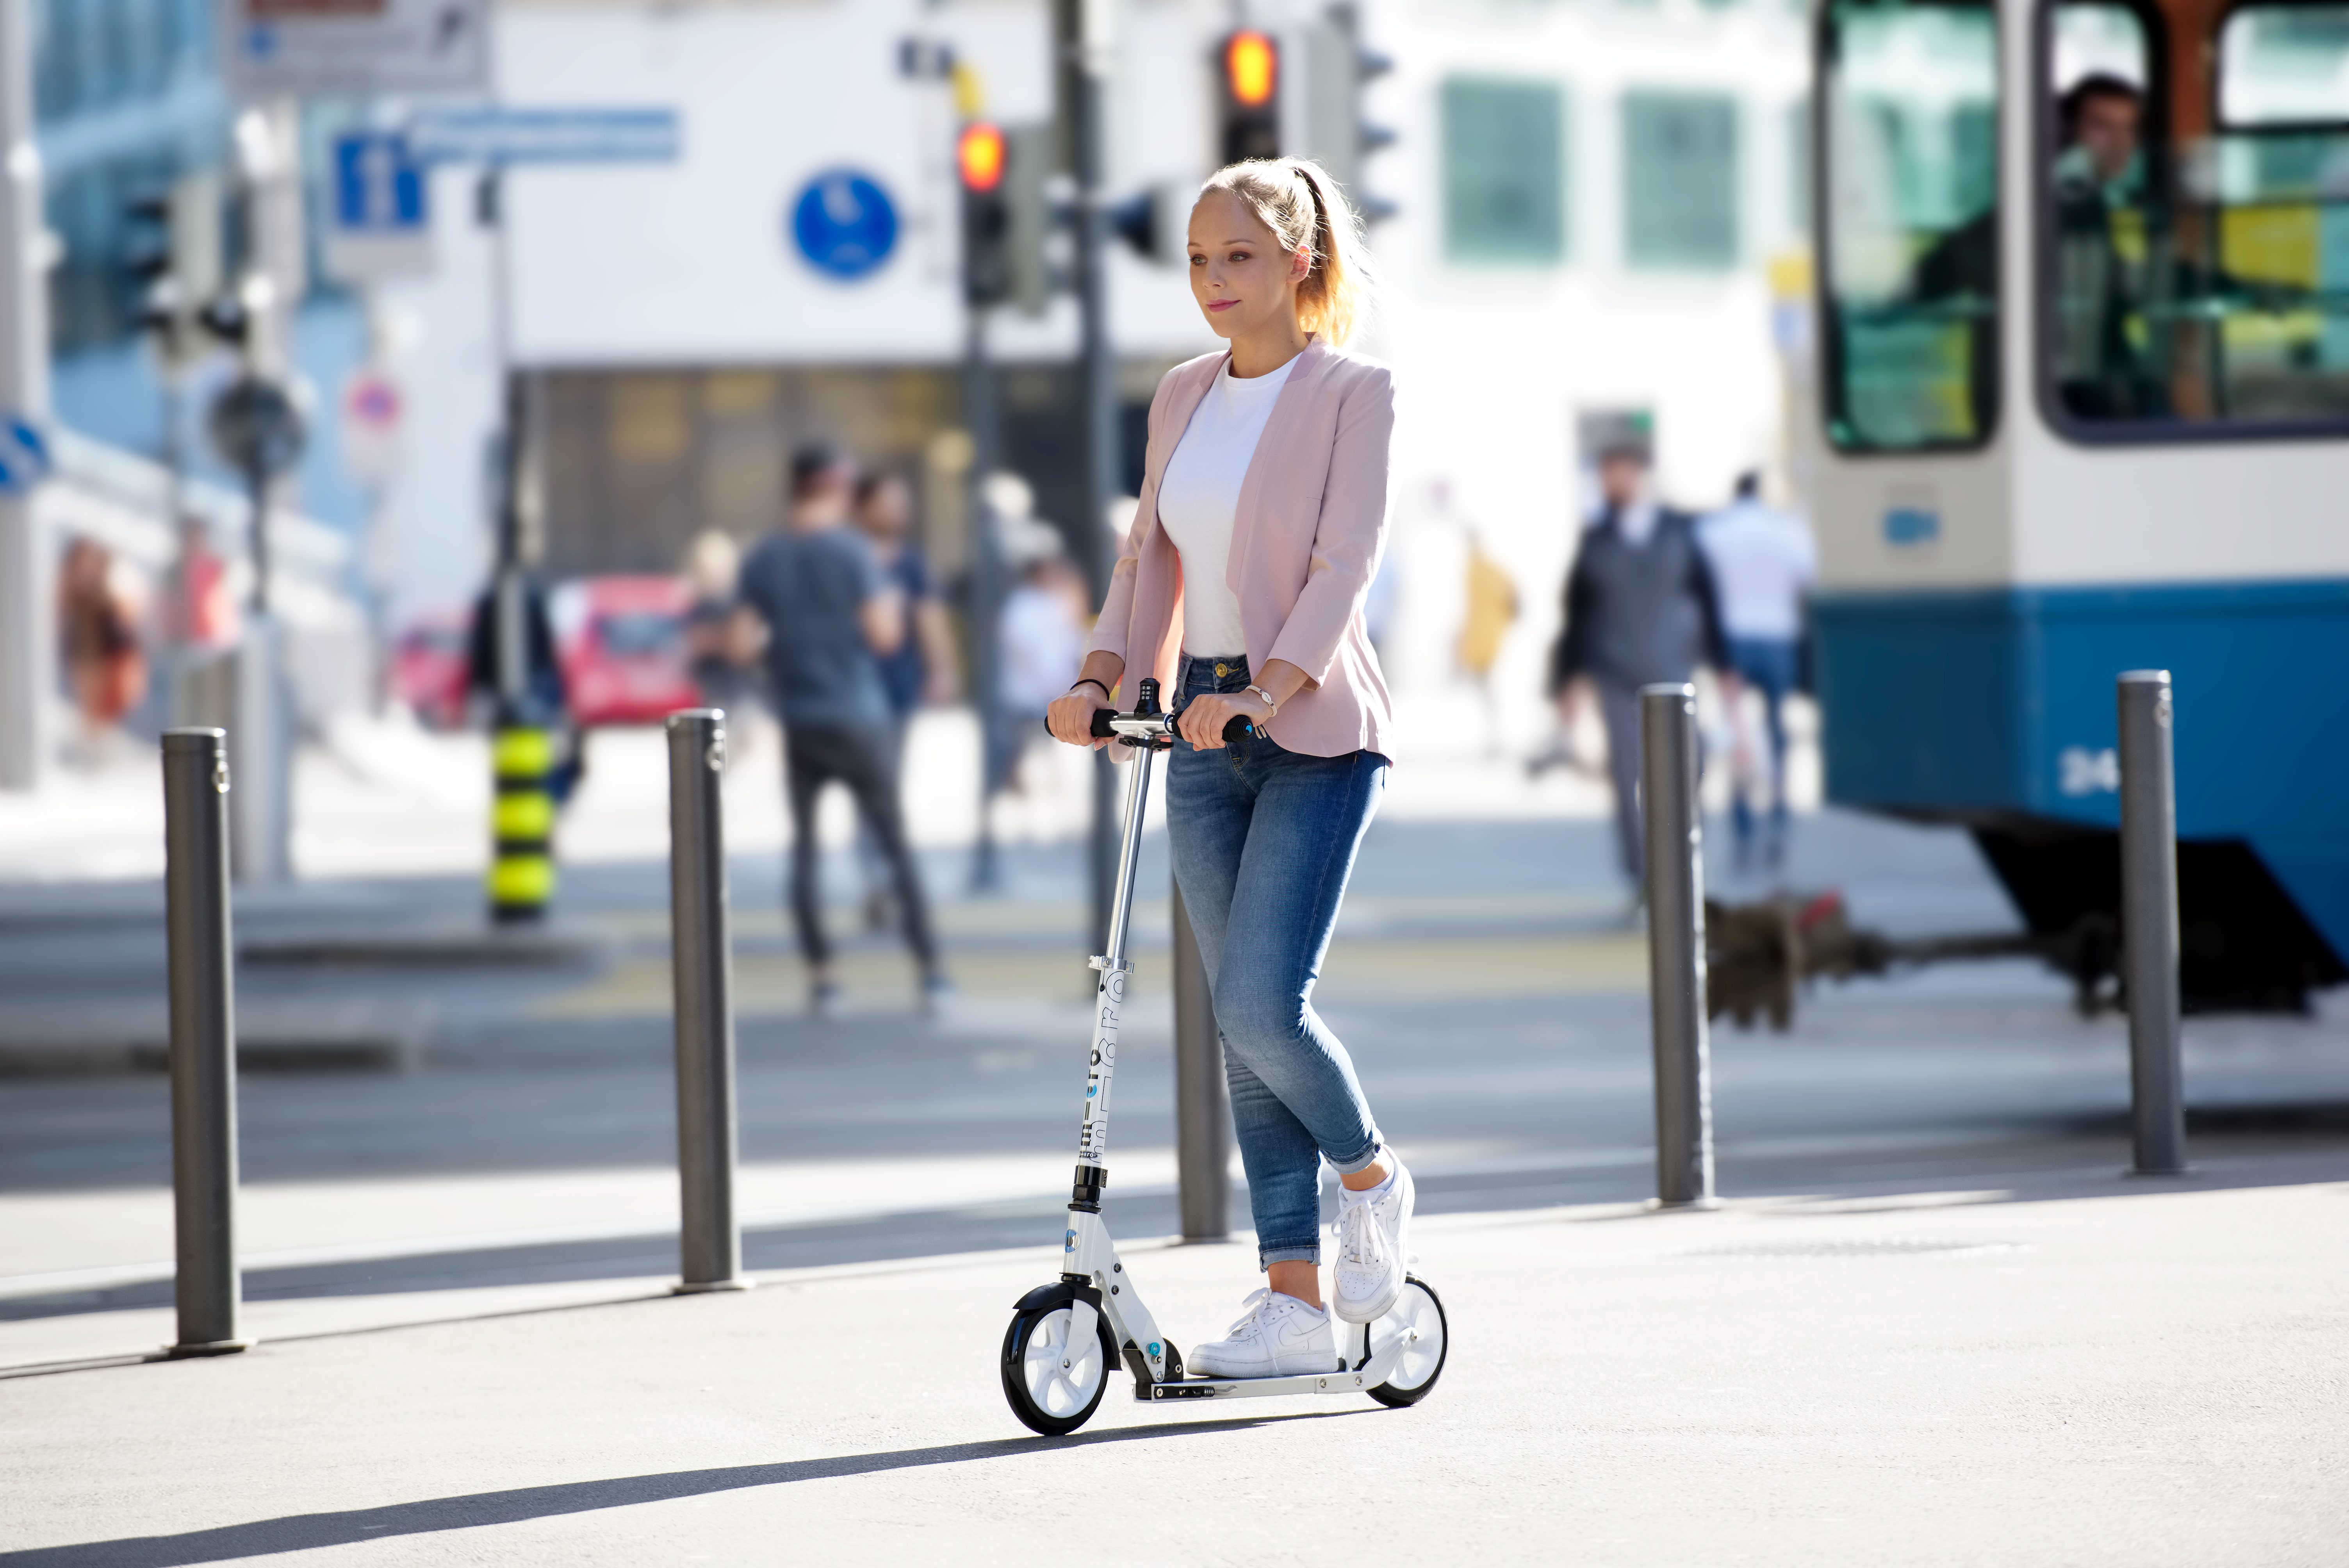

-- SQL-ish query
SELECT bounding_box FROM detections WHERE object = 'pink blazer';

[1087,337,1396,760]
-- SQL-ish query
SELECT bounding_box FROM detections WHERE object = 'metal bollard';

[2118,672,2189,1175]
[667,710,748,1292]
[1640,684,1717,1210]
[1171,881,1231,1242]
[160,729,249,1354]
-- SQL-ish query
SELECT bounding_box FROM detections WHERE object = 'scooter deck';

[1146,1368,1379,1401]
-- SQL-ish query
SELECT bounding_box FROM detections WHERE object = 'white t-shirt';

[1697,499,1817,641]
[1155,355,1297,658]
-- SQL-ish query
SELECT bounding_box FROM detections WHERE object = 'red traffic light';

[958,123,1007,193]
[1225,31,1277,109]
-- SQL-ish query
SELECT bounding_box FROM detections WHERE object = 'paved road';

[4,809,2347,1341]
[4,1155,2344,1567]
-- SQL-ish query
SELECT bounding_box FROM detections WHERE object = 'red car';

[394,606,473,731]
[550,576,703,727]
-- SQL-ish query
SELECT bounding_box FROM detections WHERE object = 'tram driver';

[2051,72,2166,420]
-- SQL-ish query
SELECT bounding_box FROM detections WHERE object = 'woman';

[58,537,146,757]
[1046,158,1407,1378]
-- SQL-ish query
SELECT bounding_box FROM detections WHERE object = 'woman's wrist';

[1069,678,1111,701]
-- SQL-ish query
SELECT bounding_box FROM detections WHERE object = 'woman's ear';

[1290,244,1312,285]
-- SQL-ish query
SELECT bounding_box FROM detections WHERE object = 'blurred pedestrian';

[852,472,957,929]
[734,443,946,1015]
[681,529,752,715]
[1698,472,1816,871]
[996,540,1087,794]
[57,536,147,763]
[465,572,585,804]
[162,517,241,653]
[1456,530,1518,756]
[1545,443,1732,908]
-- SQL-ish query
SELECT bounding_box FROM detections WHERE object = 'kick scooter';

[1000,677,1449,1436]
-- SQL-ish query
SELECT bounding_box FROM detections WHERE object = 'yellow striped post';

[489,723,556,922]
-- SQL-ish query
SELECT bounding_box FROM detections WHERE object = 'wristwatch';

[1244,684,1279,717]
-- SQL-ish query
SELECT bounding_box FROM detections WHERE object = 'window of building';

[1622,91,1741,269]
[1442,77,1568,264]
[1820,0,2001,451]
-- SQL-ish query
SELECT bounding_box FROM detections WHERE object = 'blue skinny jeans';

[1165,654,1388,1270]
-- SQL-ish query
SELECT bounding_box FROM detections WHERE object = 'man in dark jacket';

[1546,444,1732,898]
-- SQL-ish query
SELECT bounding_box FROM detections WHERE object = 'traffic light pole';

[479,169,555,923]
[964,308,1007,893]
[1059,0,1121,954]
[0,0,50,793]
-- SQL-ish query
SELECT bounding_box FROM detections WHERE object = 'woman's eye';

[1228,250,1250,263]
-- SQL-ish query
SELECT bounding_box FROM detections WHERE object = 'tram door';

[1809,0,2349,1008]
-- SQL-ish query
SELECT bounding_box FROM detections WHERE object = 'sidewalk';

[4,1152,2343,1566]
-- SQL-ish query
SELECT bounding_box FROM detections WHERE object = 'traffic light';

[1218,30,1281,164]
[1305,5,1396,220]
[123,172,222,363]
[960,121,1054,316]
[959,121,1012,307]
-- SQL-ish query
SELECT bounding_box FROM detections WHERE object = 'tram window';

[2220,6,2349,127]
[2043,1,2349,435]
[1820,0,2001,452]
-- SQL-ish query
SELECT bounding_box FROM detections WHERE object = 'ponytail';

[1197,157,1379,347]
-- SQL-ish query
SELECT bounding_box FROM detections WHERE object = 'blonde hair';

[1196,158,1378,348]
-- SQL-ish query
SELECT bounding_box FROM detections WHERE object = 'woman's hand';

[1047,681,1116,750]
[1176,688,1273,751]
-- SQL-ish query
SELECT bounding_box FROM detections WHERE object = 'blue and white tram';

[1809,0,2349,1006]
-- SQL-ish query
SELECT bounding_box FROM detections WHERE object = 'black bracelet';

[1070,679,1111,701]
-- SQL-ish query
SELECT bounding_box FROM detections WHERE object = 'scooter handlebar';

[1077,708,1256,745]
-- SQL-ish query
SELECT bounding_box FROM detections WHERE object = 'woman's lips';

[1207,299,1239,312]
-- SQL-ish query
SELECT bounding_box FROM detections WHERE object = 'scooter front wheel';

[1366,1277,1448,1409]
[1001,1301,1118,1436]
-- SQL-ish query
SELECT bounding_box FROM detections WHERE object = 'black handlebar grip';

[1090,709,1118,739]
[1222,715,1256,745]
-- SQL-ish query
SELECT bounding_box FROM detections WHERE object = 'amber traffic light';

[1217,31,1281,163]
[1225,31,1277,108]
[958,122,1007,193]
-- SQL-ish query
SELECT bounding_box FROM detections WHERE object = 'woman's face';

[1187,190,1308,343]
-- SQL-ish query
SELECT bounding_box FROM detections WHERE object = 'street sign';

[407,108,682,166]
[340,370,405,487]
[222,0,490,98]
[324,133,433,283]
[208,378,307,484]
[791,170,898,281]
[0,415,49,497]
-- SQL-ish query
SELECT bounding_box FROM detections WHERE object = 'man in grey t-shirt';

[734,444,945,1013]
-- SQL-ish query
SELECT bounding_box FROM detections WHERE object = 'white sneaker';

[1186,1289,1339,1378]
[1330,1158,1414,1323]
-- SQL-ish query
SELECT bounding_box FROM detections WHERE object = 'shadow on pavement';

[0,1411,1372,1567]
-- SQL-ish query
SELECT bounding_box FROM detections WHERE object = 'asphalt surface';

[4,808,2348,1328]
[3,1157,2344,1567]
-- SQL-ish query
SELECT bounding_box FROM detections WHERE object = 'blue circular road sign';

[0,415,50,498]
[790,170,898,281]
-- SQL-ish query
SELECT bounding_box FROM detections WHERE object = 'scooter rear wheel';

[1001,1302,1118,1436]
[1367,1277,1448,1408]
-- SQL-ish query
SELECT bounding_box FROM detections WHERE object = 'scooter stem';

[1068,685,1162,1219]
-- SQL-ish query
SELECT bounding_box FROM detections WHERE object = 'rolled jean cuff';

[1328,1137,1383,1178]
[1258,1242,1322,1270]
